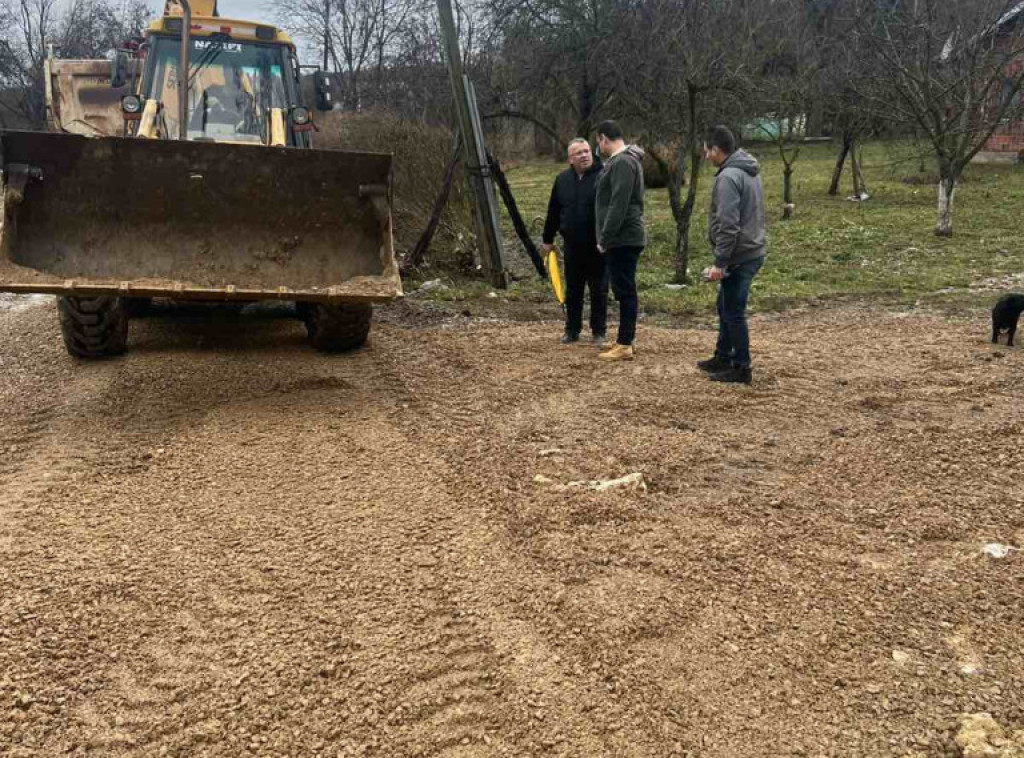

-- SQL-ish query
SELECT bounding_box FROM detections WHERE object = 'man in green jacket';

[594,120,646,362]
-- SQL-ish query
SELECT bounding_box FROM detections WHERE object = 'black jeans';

[564,245,609,337]
[715,257,764,368]
[607,246,643,346]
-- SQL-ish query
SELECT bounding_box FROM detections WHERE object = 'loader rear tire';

[301,303,372,353]
[58,296,129,359]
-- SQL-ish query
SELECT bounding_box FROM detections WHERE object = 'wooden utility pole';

[436,0,508,288]
[323,0,331,71]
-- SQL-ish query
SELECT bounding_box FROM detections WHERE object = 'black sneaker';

[710,366,752,385]
[592,333,607,348]
[697,355,731,373]
[560,332,580,344]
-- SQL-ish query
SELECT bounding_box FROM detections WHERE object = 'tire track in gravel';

[3,317,542,756]
[376,312,1024,757]
[384,324,663,756]
[0,363,207,512]
[0,404,61,484]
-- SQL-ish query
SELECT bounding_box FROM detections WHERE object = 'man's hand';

[707,266,726,282]
[597,244,606,254]
[541,243,554,254]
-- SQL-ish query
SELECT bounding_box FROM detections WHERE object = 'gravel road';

[1,297,1021,757]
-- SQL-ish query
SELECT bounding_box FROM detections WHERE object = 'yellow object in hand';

[546,247,565,306]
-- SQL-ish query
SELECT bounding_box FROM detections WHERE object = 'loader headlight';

[121,95,144,118]
[290,106,311,126]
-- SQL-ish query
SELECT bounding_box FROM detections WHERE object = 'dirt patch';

[0,301,1021,757]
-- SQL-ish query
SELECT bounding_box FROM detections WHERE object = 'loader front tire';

[300,302,372,353]
[58,296,129,359]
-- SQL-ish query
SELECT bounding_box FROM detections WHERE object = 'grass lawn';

[414,141,1024,318]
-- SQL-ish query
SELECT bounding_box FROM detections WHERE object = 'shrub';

[314,111,476,271]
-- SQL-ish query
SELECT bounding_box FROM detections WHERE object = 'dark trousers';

[607,246,643,346]
[564,245,609,337]
[715,257,764,368]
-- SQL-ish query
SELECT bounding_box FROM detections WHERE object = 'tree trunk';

[806,98,825,138]
[405,140,461,272]
[671,85,702,284]
[672,180,699,285]
[935,169,958,238]
[829,134,851,196]
[674,216,691,284]
[851,141,867,198]
[671,140,702,284]
[665,174,687,283]
[662,153,685,279]
[782,163,794,220]
[576,77,594,140]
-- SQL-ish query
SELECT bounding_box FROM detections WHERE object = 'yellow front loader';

[0,0,401,357]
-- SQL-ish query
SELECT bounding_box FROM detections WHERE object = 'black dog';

[992,293,1024,346]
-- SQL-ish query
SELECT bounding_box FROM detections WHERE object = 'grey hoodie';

[708,149,767,268]
[596,145,646,251]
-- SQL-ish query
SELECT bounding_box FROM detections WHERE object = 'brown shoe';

[598,343,635,361]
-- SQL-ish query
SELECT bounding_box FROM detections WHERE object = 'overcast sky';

[145,2,275,23]
[143,2,317,60]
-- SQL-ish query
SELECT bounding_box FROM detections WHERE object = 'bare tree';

[808,0,876,198]
[58,0,150,57]
[755,113,805,221]
[486,0,630,142]
[752,0,824,220]
[379,9,452,121]
[854,0,1024,236]
[618,0,765,283]
[273,0,432,111]
[0,0,59,126]
[0,0,148,127]
[826,86,873,199]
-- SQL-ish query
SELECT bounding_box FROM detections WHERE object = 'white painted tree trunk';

[851,144,868,200]
[936,176,957,237]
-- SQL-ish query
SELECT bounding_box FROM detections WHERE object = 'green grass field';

[417,141,1024,317]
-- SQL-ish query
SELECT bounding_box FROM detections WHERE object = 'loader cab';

[133,21,312,147]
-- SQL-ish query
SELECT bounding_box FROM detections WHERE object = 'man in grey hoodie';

[698,125,767,385]
[594,120,646,362]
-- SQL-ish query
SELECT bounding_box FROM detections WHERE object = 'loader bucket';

[0,130,401,303]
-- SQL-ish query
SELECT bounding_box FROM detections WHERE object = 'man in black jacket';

[542,138,608,345]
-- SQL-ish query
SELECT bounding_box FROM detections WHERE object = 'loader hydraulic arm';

[177,0,191,141]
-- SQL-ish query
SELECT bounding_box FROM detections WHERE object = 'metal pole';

[323,0,331,71]
[436,0,507,288]
[464,76,506,274]
[178,0,191,141]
